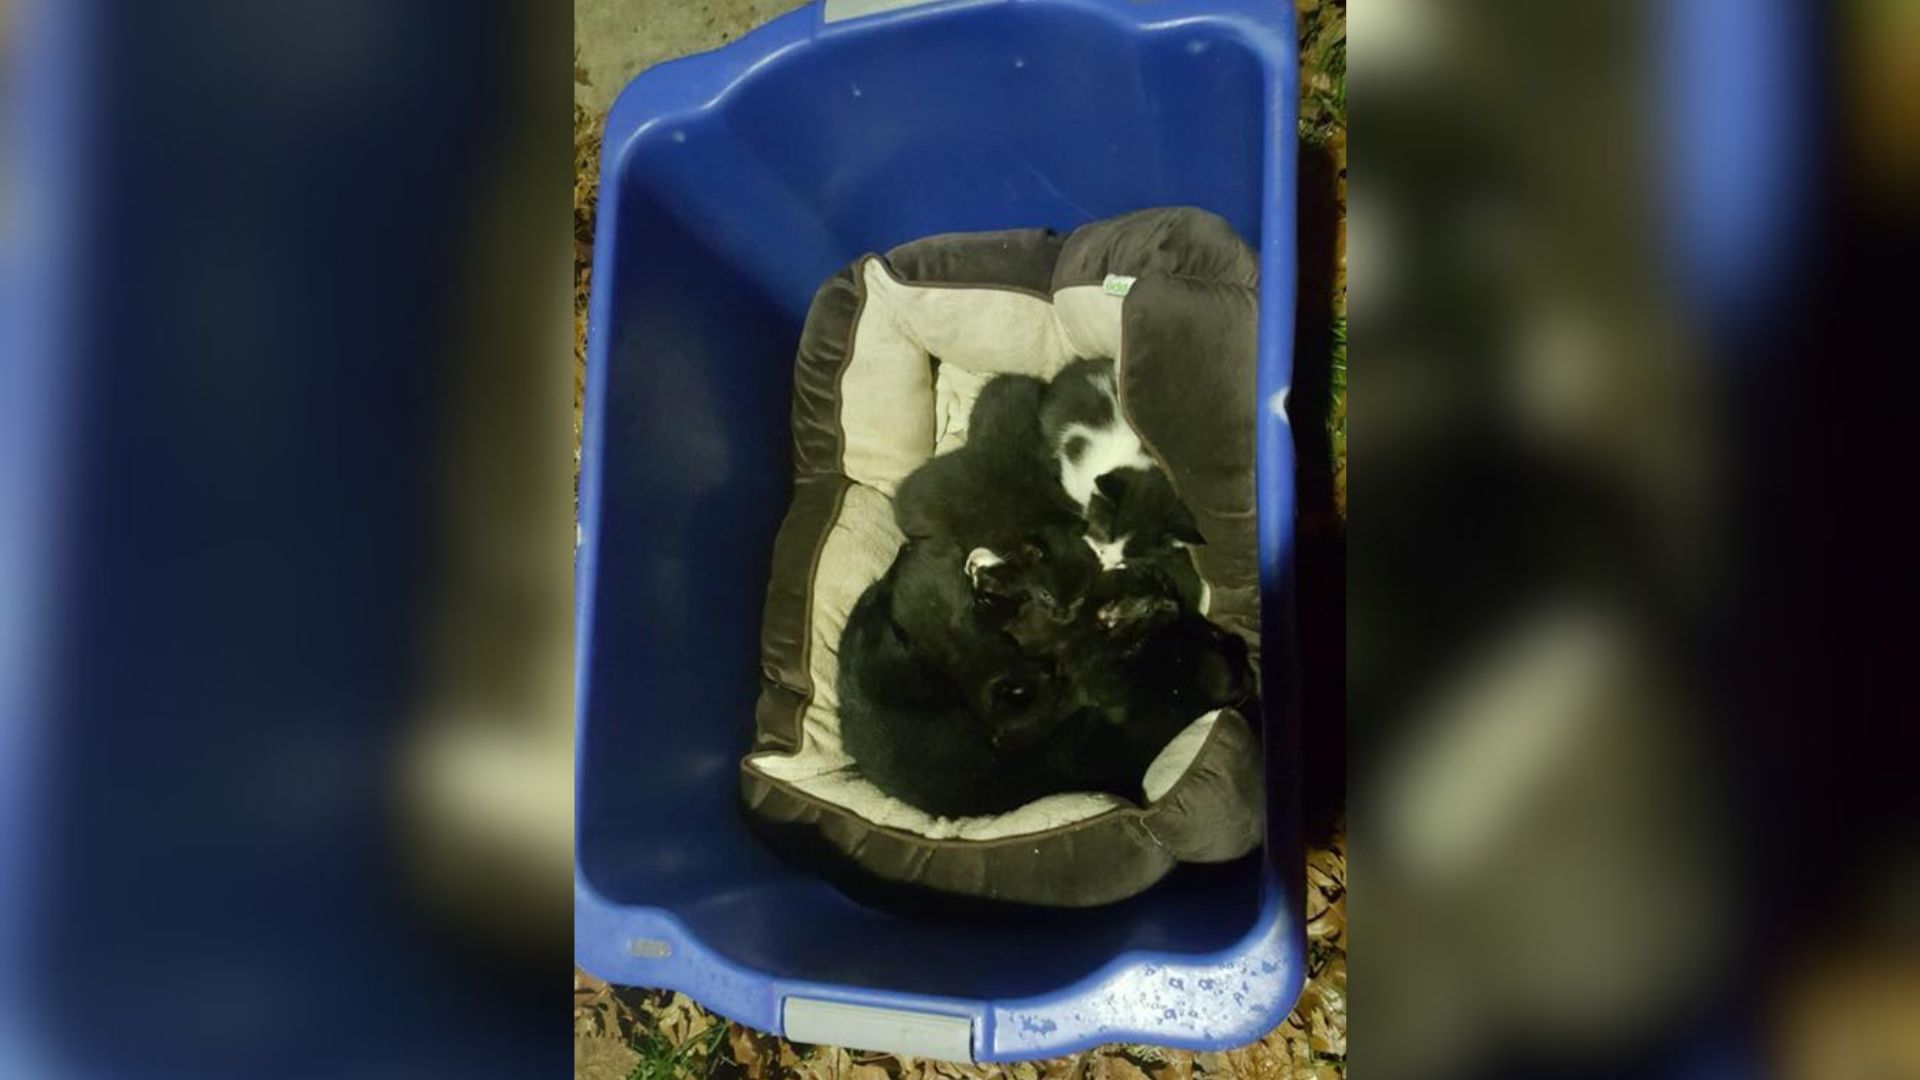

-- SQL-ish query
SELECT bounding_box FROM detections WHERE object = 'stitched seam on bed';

[745,774,1148,848]
[1054,271,1258,290]
[1112,313,1217,605]
[772,262,871,741]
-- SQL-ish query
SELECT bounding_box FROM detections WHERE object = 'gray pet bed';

[743,208,1265,907]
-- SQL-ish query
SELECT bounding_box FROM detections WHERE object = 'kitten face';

[1085,563,1183,650]
[966,523,1101,656]
[1083,467,1205,568]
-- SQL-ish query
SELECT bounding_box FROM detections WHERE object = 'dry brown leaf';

[1306,845,1345,892]
[730,1025,767,1079]
[1149,1051,1194,1080]
[660,1006,689,1044]
[794,1048,835,1080]
[1011,1063,1041,1080]
[1038,1056,1082,1080]
[1308,1010,1343,1058]
[574,1035,640,1080]
[1099,1056,1152,1080]
[1224,1045,1289,1080]
[1307,902,1346,951]
[851,1065,892,1080]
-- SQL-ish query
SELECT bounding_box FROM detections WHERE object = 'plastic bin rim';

[596,0,1296,184]
[575,0,1303,1059]
[574,861,1301,1057]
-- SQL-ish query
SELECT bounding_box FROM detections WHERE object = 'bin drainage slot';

[824,0,967,24]
[783,998,975,1062]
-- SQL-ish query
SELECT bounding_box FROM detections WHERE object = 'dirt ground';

[573,1,1347,1075]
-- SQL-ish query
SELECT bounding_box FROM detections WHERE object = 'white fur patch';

[1059,430,1152,508]
[1084,533,1130,570]
[964,547,1003,586]
[1055,366,1153,508]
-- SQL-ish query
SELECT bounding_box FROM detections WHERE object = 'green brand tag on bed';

[1103,274,1137,297]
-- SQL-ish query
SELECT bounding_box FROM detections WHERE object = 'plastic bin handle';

[822,0,992,24]
[784,997,976,1062]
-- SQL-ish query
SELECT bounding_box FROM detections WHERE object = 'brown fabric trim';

[754,475,850,750]
[741,765,1182,907]
[1053,269,1263,290]
[755,262,868,751]
[884,226,1065,296]
[739,758,1145,848]
[740,703,1247,852]
[1051,207,1259,295]
[1115,275,1262,661]
[1136,709,1265,863]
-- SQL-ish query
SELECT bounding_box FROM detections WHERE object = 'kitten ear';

[1094,470,1130,503]
[1168,506,1206,547]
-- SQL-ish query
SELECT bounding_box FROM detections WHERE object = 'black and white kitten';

[1040,358,1206,603]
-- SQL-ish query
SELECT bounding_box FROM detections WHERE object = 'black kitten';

[1025,607,1256,804]
[964,528,1100,657]
[838,538,1069,816]
[895,374,1082,551]
[839,542,1251,815]
[894,374,1101,646]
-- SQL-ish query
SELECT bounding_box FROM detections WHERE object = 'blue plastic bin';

[576,0,1301,1061]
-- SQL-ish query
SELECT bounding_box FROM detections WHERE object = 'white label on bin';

[823,0,949,23]
[1103,274,1137,297]
[783,998,975,1062]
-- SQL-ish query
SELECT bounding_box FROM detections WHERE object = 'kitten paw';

[964,546,1004,587]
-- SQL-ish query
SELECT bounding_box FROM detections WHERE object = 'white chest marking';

[1085,533,1130,570]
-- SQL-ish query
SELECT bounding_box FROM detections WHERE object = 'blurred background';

[5,0,1919,1077]
[1352,0,1918,1076]
[2,0,574,1075]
